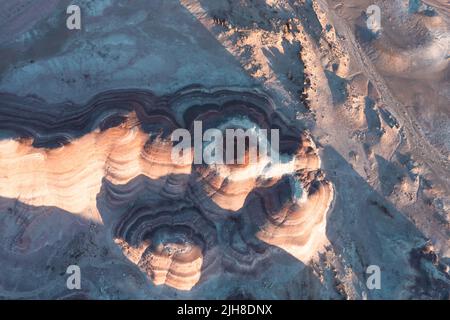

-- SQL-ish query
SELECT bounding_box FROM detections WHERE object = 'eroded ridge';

[0,87,333,290]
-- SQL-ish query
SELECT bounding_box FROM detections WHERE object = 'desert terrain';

[0,0,448,299]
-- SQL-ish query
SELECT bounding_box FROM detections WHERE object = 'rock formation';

[0,87,333,290]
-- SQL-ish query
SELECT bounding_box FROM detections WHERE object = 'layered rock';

[0,87,333,290]
[114,203,217,291]
[253,172,333,262]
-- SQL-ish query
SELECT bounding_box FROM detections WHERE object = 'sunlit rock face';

[252,172,333,262]
[114,203,218,291]
[0,87,333,291]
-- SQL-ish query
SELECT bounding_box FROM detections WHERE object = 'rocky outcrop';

[0,87,333,290]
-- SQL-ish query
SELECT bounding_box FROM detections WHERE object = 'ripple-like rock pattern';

[114,202,218,291]
[0,87,333,290]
